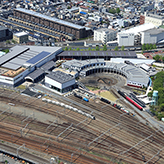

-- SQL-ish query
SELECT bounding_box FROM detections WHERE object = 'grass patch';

[96,91,117,102]
[17,85,26,90]
[132,89,145,95]
[86,86,99,91]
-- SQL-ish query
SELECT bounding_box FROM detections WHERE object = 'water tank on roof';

[153,90,158,97]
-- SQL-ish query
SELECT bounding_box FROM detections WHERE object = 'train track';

[0,89,164,163]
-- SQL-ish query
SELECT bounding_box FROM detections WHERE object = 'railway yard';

[0,86,164,164]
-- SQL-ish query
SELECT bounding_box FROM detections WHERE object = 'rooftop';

[119,23,155,35]
[94,28,116,33]
[142,27,164,35]
[58,51,137,58]
[14,31,28,37]
[15,8,88,30]
[46,70,75,84]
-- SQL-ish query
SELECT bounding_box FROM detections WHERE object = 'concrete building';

[13,31,28,44]
[144,12,164,26]
[118,33,135,46]
[0,26,12,42]
[118,23,155,46]
[45,71,76,93]
[141,27,164,44]
[13,8,92,40]
[0,45,62,87]
[94,28,117,44]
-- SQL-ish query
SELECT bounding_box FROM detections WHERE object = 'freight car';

[118,90,143,111]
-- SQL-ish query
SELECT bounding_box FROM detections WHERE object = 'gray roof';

[15,8,86,30]
[58,51,137,57]
[81,62,149,85]
[0,46,29,66]
[25,69,44,81]
[41,61,56,71]
[0,45,62,70]
[142,28,164,35]
[63,59,105,68]
[46,71,74,84]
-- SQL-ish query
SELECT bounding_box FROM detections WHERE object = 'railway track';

[0,89,164,163]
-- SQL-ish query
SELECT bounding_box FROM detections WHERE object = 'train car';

[100,97,111,104]
[74,93,82,99]
[83,97,89,102]
[126,96,143,111]
[118,90,126,98]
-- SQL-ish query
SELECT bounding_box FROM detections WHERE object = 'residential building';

[0,26,12,42]
[94,28,117,44]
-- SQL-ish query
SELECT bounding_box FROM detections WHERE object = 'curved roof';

[80,62,149,85]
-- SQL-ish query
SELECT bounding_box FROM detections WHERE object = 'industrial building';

[13,31,28,44]
[57,51,137,60]
[141,28,164,44]
[0,45,62,87]
[94,28,117,44]
[12,8,92,40]
[118,23,155,46]
[78,61,150,88]
[45,71,76,93]
[0,26,12,42]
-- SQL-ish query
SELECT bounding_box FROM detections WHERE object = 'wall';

[118,33,134,46]
[141,32,157,44]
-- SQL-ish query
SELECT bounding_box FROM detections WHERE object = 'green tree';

[162,56,164,63]
[103,44,107,51]
[109,8,116,14]
[64,47,68,51]
[146,44,150,50]
[142,44,146,51]
[88,47,92,51]
[160,103,164,111]
[116,8,120,14]
[114,46,118,51]
[149,43,153,50]
[95,45,99,51]
[76,47,80,51]
[2,49,9,53]
[68,47,72,51]
[153,44,157,49]
[6,40,10,44]
[121,45,124,51]
[153,55,160,62]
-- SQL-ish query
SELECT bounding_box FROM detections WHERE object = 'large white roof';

[119,23,156,35]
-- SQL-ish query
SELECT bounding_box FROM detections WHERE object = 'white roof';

[140,63,150,71]
[14,31,28,37]
[111,58,154,65]
[119,23,155,35]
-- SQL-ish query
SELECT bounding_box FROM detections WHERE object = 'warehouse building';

[79,61,149,88]
[13,8,92,40]
[118,23,155,46]
[45,71,76,93]
[141,27,164,44]
[57,51,137,60]
[0,45,62,87]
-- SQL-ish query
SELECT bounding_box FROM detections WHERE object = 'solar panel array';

[26,51,51,65]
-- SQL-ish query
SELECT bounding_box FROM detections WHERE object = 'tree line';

[142,43,156,51]
[149,71,164,120]
[63,45,125,51]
